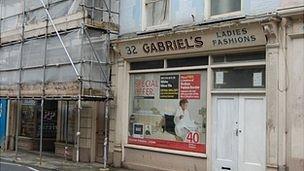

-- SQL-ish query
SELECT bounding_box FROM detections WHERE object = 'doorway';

[212,94,266,171]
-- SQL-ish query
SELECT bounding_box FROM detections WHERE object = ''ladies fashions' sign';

[116,23,266,59]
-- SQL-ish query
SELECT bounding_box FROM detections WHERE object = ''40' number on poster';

[185,131,200,143]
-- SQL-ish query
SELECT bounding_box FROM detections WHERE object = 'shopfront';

[18,100,58,152]
[7,99,105,162]
[114,22,268,171]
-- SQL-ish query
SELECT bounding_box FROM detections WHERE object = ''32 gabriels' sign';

[116,23,266,59]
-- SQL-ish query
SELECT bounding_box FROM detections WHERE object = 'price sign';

[185,131,200,143]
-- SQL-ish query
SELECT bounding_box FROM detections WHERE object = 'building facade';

[111,0,304,171]
[0,0,119,164]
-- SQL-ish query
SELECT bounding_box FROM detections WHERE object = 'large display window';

[128,70,207,153]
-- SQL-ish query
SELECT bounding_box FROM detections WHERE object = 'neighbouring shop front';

[18,100,57,152]
[6,99,106,163]
[114,22,269,171]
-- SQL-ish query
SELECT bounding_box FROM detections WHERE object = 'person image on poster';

[174,99,198,141]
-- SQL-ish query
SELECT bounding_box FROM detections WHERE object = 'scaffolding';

[0,0,119,168]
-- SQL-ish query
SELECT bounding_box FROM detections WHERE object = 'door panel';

[238,96,266,171]
[213,96,238,171]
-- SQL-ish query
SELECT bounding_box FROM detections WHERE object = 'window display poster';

[129,71,207,153]
[180,74,201,99]
[160,75,179,99]
[134,75,158,99]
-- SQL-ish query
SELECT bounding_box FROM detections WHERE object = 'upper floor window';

[210,0,242,16]
[143,0,170,30]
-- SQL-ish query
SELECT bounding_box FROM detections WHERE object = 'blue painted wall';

[0,99,8,145]
[119,0,280,35]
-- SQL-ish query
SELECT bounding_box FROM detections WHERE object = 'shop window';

[20,100,39,138]
[20,100,57,139]
[36,100,57,139]
[210,0,241,16]
[59,101,77,144]
[213,52,265,63]
[130,60,164,70]
[167,56,208,68]
[144,0,170,29]
[129,71,207,153]
[213,66,265,89]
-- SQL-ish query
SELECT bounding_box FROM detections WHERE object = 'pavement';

[0,150,133,171]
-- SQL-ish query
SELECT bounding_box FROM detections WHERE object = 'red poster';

[180,74,201,99]
[128,137,206,153]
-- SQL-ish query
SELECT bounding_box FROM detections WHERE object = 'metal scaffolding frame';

[0,0,119,169]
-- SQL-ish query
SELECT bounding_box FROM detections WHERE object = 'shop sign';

[117,23,266,59]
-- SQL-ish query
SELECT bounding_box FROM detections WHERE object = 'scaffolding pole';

[76,80,82,162]
[15,0,26,160]
[39,6,49,164]
[101,0,113,169]
[39,99,44,165]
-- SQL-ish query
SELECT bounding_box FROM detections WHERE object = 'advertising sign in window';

[129,71,207,153]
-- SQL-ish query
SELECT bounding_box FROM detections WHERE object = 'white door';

[212,95,266,171]
[238,96,266,171]
[212,95,239,171]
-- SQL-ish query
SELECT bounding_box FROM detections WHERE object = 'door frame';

[211,93,266,171]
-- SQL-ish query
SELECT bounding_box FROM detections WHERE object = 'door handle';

[235,128,242,136]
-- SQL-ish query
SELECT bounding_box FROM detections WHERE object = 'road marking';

[0,161,40,171]
[27,166,40,171]
[0,161,22,167]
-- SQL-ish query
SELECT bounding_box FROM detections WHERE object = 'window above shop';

[143,0,170,31]
[212,52,265,64]
[206,0,242,19]
[213,66,265,89]
[130,60,164,70]
[167,56,208,68]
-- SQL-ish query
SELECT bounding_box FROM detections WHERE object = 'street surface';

[0,159,51,171]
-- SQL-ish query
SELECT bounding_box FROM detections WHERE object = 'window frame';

[204,0,244,19]
[141,0,172,31]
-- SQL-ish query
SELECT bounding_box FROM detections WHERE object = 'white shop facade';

[113,21,277,171]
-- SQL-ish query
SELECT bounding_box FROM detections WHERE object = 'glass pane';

[129,71,207,153]
[130,60,164,70]
[145,0,169,27]
[167,56,208,68]
[214,66,265,89]
[211,0,241,16]
[213,52,265,63]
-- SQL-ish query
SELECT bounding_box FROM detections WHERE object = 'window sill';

[138,25,172,35]
[211,89,266,94]
[203,13,246,24]
[124,144,207,158]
